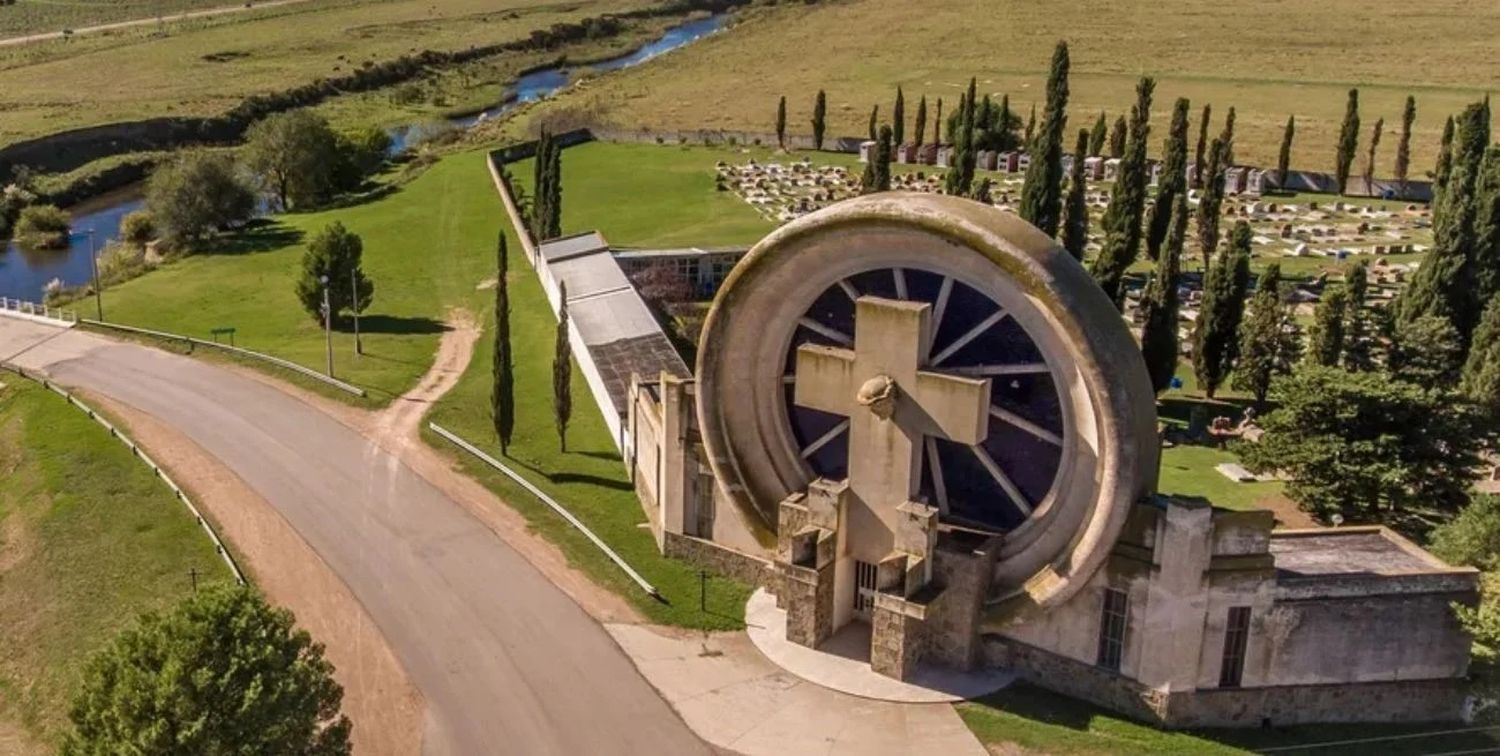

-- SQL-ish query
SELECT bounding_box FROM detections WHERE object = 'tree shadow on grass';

[503,453,635,493]
[201,220,304,256]
[340,315,450,335]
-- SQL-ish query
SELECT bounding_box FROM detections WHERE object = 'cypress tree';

[1144,97,1190,261]
[530,129,553,242]
[1090,111,1107,156]
[1061,128,1091,260]
[1390,314,1464,388]
[1363,117,1385,193]
[1219,106,1237,166]
[934,98,944,144]
[1138,190,1188,394]
[1394,96,1416,199]
[1234,263,1295,408]
[868,104,879,142]
[1343,259,1375,372]
[863,124,894,193]
[1192,103,1212,188]
[776,96,787,149]
[546,133,563,238]
[1025,103,1037,146]
[492,232,514,454]
[1305,285,1348,367]
[1018,41,1071,237]
[945,79,979,196]
[893,87,906,146]
[997,95,1016,151]
[812,90,827,151]
[1277,115,1295,188]
[1474,146,1500,305]
[914,95,928,147]
[1192,221,1252,398]
[553,281,573,453]
[1461,298,1500,409]
[1434,115,1457,201]
[1334,88,1361,194]
[1194,138,1228,268]
[1400,102,1490,338]
[1090,77,1156,304]
[1108,114,1127,158]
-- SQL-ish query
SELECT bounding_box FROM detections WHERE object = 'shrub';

[146,151,255,249]
[15,204,70,249]
[119,210,155,245]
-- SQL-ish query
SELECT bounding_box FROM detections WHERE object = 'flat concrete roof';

[539,231,609,263]
[1270,529,1449,578]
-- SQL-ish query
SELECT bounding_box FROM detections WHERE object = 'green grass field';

[0,379,232,752]
[0,0,251,37]
[530,0,1499,175]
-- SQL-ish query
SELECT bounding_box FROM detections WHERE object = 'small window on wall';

[1219,606,1252,688]
[1096,588,1128,671]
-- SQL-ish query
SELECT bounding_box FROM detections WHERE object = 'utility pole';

[350,266,362,356]
[87,228,102,321]
[188,567,199,594]
[320,275,333,377]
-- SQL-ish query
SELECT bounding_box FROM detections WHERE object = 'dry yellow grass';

[555,0,1500,174]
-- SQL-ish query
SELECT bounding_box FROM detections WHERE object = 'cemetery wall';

[662,531,777,592]
[486,153,538,266]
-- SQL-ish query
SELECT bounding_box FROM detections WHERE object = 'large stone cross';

[794,296,991,555]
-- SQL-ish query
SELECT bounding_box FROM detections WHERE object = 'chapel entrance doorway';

[853,559,878,622]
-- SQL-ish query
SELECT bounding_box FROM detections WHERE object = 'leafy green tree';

[1431,495,1500,570]
[1304,285,1348,367]
[295,222,374,323]
[332,125,391,190]
[893,87,906,146]
[776,95,787,149]
[1060,129,1090,260]
[1108,114,1127,159]
[1234,264,1298,407]
[63,586,350,756]
[1333,88,1361,194]
[1192,221,1251,398]
[120,210,155,245]
[1462,298,1500,410]
[493,232,515,454]
[914,95,928,147]
[1394,96,1416,198]
[1090,77,1156,304]
[14,204,69,248]
[1144,97,1190,261]
[554,281,573,453]
[812,90,827,150]
[1089,111,1107,156]
[243,110,341,210]
[1191,103,1212,188]
[1018,41,1071,237]
[1362,117,1385,193]
[1342,260,1376,371]
[1194,138,1228,268]
[1389,313,1464,388]
[145,150,255,248]
[1138,190,1188,394]
[1239,366,1486,518]
[1277,115,1295,188]
[868,103,879,142]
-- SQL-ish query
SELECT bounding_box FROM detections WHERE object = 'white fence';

[0,297,77,327]
[0,361,246,585]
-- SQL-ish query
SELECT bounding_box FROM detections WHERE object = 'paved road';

[0,318,709,756]
[0,0,315,48]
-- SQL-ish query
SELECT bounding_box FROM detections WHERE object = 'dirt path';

[91,394,424,756]
[0,0,317,48]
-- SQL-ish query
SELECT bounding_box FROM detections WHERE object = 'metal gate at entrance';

[853,560,877,621]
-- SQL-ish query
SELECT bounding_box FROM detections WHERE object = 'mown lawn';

[958,683,1500,755]
[0,380,232,752]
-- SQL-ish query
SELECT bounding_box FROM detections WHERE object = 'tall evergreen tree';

[1090,111,1108,156]
[1108,114,1127,158]
[1462,298,1500,409]
[1394,96,1416,198]
[553,281,573,453]
[868,104,879,142]
[1363,117,1385,193]
[914,95,928,147]
[1194,138,1229,268]
[863,125,894,193]
[1018,41,1071,237]
[1305,285,1348,367]
[530,129,553,242]
[1334,88,1361,195]
[1090,77,1156,304]
[1343,260,1376,372]
[1061,128,1091,260]
[1234,264,1297,407]
[1192,221,1252,398]
[1144,97,1190,261]
[1474,146,1500,306]
[492,233,514,454]
[1138,190,1188,394]
[546,132,563,238]
[934,98,943,144]
[1434,115,1457,201]
[1192,103,1212,188]
[1389,314,1464,388]
[893,87,906,146]
[1219,106,1237,166]
[1277,115,1296,188]
[945,79,980,196]
[776,96,787,149]
[1025,103,1037,146]
[812,90,827,151]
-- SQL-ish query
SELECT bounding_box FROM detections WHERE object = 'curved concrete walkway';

[0,317,708,756]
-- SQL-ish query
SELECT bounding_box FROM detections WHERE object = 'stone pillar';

[870,594,926,680]
[1134,498,1213,690]
[775,480,849,648]
[658,372,693,545]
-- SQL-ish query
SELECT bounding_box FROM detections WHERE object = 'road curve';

[0,318,709,756]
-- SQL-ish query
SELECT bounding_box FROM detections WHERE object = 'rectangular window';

[1219,606,1252,688]
[1096,588,1128,671]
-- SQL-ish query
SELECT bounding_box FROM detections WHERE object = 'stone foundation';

[780,562,835,647]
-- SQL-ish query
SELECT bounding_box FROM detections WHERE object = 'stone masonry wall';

[662,531,777,595]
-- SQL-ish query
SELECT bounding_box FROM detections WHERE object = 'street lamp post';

[87,228,102,321]
[350,267,362,356]
[320,275,333,377]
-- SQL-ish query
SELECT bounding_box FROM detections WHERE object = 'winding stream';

[0,13,728,301]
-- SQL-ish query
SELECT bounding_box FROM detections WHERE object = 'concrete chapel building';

[618,193,1477,728]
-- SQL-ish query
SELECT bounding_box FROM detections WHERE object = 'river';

[0,13,728,302]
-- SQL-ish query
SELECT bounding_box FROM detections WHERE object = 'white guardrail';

[81,320,366,398]
[428,421,660,599]
[0,362,246,585]
[0,297,78,327]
